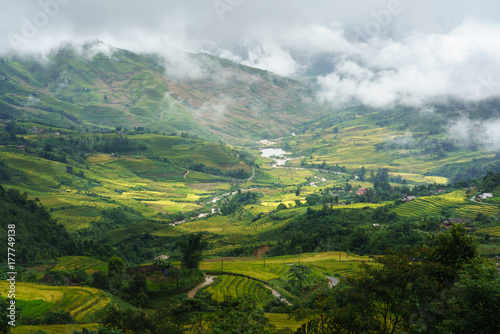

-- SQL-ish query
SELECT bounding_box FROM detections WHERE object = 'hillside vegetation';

[0,42,327,143]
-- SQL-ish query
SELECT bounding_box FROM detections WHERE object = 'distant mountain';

[0,42,328,144]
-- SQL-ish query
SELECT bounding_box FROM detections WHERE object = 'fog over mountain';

[1,0,500,110]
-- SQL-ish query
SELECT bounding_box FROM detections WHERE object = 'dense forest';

[0,186,72,262]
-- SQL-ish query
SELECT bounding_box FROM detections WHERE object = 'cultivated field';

[204,275,272,305]
[393,190,499,218]
[51,256,108,274]
[201,251,371,281]
[0,282,110,322]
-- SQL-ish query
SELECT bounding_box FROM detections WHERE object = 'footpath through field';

[187,275,217,298]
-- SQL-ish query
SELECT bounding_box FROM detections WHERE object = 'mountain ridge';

[0,42,329,144]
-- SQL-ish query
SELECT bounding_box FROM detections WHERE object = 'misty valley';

[1,15,500,334]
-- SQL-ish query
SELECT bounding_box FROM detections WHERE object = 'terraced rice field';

[201,261,289,281]
[394,190,499,218]
[266,313,304,331]
[245,216,292,233]
[204,275,272,304]
[51,207,102,230]
[12,323,100,334]
[201,251,371,281]
[0,282,110,322]
[456,203,499,217]
[393,191,466,217]
[51,256,108,273]
[477,226,500,237]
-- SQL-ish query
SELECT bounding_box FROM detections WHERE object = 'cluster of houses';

[27,125,46,134]
[0,118,13,127]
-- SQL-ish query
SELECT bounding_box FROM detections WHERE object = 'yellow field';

[266,313,304,331]
[200,251,371,280]
[0,282,110,322]
[51,256,108,274]
[12,324,100,334]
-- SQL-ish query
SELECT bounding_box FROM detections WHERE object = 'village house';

[440,218,471,226]
[478,193,493,200]
[402,196,417,203]
[356,187,367,195]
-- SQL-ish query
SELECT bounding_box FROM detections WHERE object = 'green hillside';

[1,44,500,333]
[0,42,328,143]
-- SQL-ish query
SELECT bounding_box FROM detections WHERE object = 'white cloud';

[242,41,300,77]
[448,116,500,150]
[316,20,500,108]
[1,1,500,109]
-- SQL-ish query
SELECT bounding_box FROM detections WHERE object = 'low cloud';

[2,1,500,111]
[316,20,500,109]
[24,95,40,107]
[448,116,500,150]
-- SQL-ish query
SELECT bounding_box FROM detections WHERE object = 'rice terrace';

[1,2,500,333]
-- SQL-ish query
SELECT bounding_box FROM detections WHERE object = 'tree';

[68,268,89,290]
[91,270,109,290]
[305,193,322,206]
[0,296,12,334]
[179,234,206,270]
[150,271,168,291]
[427,223,478,283]
[108,257,125,277]
[277,203,287,211]
[107,256,126,291]
[126,274,149,307]
[287,264,311,293]
[292,223,483,333]
[443,260,500,334]
[208,298,276,334]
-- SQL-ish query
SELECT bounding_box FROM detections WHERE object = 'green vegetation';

[0,186,72,262]
[2,44,500,333]
[292,225,500,334]
[0,43,328,143]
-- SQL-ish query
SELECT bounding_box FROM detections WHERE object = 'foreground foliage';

[292,224,500,334]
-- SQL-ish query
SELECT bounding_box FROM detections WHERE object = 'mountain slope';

[0,42,327,143]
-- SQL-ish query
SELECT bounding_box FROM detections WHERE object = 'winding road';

[327,276,339,288]
[187,275,217,298]
[247,166,255,182]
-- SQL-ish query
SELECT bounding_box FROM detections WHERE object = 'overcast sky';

[1,0,500,109]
